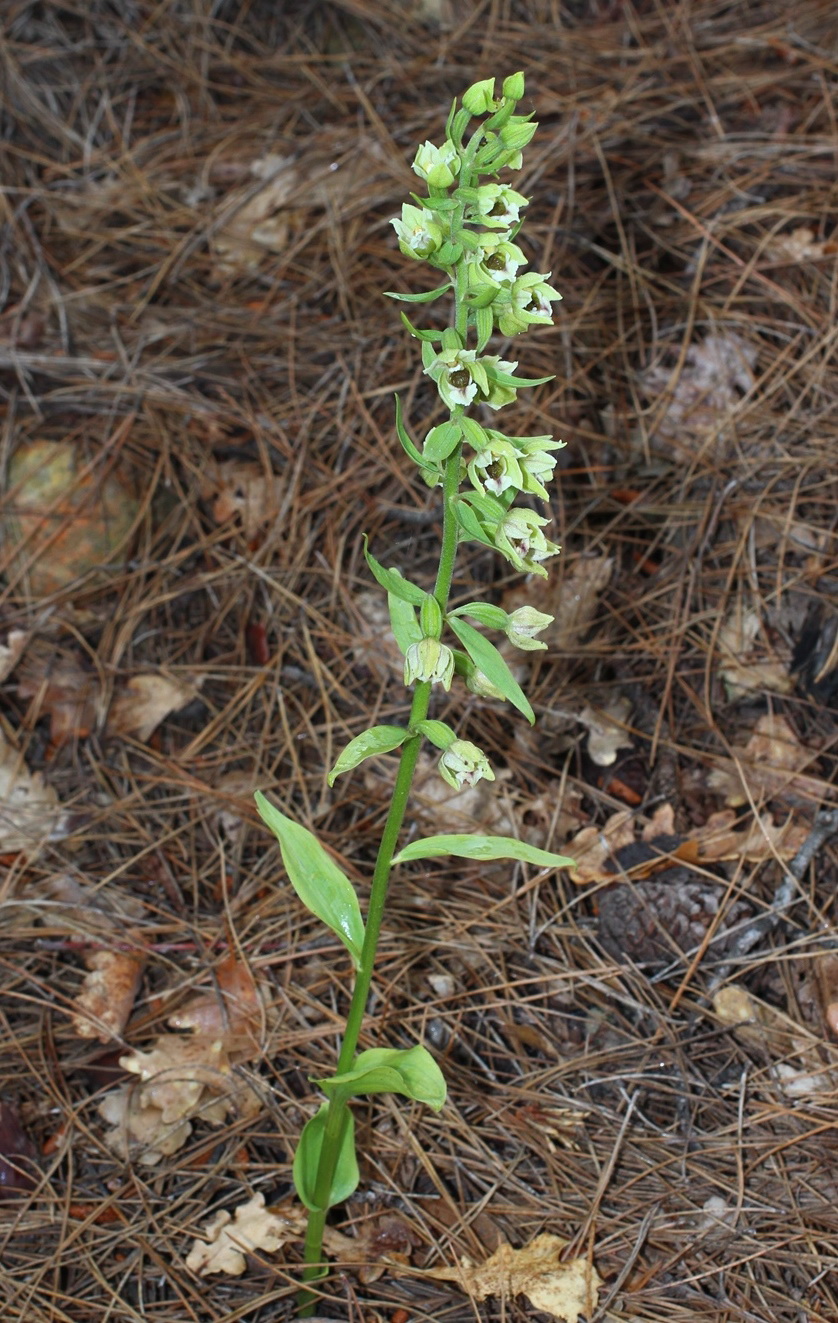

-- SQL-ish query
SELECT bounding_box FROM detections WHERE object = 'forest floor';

[1,2,838,1321]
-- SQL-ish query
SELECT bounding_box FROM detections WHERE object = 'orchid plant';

[255,72,573,1307]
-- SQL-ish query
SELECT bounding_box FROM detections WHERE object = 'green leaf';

[394,395,438,475]
[475,303,494,351]
[393,833,575,869]
[400,312,443,342]
[435,239,463,265]
[453,499,494,548]
[293,1103,359,1212]
[363,538,426,605]
[316,1045,447,1112]
[328,725,409,786]
[388,592,422,654]
[414,718,456,751]
[448,616,534,724]
[450,601,508,630]
[458,416,489,451]
[383,282,452,304]
[486,366,555,388]
[423,421,462,464]
[254,792,365,969]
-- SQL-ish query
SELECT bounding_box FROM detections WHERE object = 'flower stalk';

[254,73,573,1314]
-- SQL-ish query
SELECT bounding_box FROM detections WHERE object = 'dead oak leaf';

[709,713,832,807]
[167,950,271,1062]
[203,460,285,542]
[70,946,147,1043]
[424,1234,603,1323]
[98,1085,193,1166]
[502,554,614,651]
[186,1193,305,1276]
[120,1034,233,1124]
[0,729,71,853]
[107,673,204,742]
[566,810,636,884]
[579,696,633,766]
[17,648,99,747]
[717,606,792,699]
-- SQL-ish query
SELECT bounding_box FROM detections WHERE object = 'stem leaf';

[294,1103,359,1212]
[383,282,452,304]
[364,537,426,605]
[394,395,439,474]
[453,499,494,547]
[316,1045,447,1112]
[388,592,422,655]
[423,420,462,464]
[474,303,494,352]
[448,616,535,723]
[393,833,575,869]
[328,725,410,786]
[254,792,365,969]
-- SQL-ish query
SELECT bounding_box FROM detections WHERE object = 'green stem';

[298,446,462,1312]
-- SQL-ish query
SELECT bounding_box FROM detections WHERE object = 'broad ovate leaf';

[328,725,409,786]
[448,616,534,723]
[316,1044,446,1111]
[254,793,365,969]
[393,833,574,869]
[293,1103,359,1212]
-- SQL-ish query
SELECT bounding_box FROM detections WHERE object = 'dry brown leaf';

[566,810,636,884]
[709,713,832,807]
[120,1034,232,1124]
[579,696,633,766]
[694,809,808,863]
[713,984,838,1098]
[18,650,99,746]
[717,607,792,699]
[202,460,285,541]
[0,730,71,853]
[0,628,28,682]
[424,1234,602,1323]
[186,1193,305,1276]
[107,672,204,742]
[212,154,297,275]
[503,554,614,651]
[639,332,757,452]
[70,946,146,1043]
[99,1084,193,1166]
[768,225,838,263]
[167,950,268,1061]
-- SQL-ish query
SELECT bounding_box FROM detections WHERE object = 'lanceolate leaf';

[293,1104,359,1212]
[394,394,436,474]
[254,793,365,969]
[393,833,575,869]
[383,282,452,304]
[328,726,409,786]
[363,538,426,605]
[389,593,422,654]
[448,616,534,724]
[316,1045,446,1111]
[453,500,494,547]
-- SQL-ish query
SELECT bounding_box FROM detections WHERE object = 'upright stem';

[299,446,462,1311]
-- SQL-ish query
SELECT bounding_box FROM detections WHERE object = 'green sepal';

[315,1045,446,1112]
[453,499,494,547]
[394,394,437,473]
[400,312,443,342]
[465,283,499,310]
[363,538,426,605]
[328,725,410,786]
[475,303,494,352]
[254,793,365,968]
[486,365,555,388]
[388,593,422,655]
[293,1103,359,1212]
[384,282,452,305]
[414,718,457,751]
[456,228,482,253]
[447,616,534,724]
[393,833,575,869]
[449,601,508,630]
[423,420,462,464]
[484,98,517,132]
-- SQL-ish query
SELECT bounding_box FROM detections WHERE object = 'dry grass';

[1,1,838,1320]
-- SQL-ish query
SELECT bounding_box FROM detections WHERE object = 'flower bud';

[500,119,538,151]
[505,605,554,651]
[412,140,460,190]
[419,593,443,639]
[438,739,495,790]
[404,638,455,690]
[502,71,526,101]
[462,78,497,115]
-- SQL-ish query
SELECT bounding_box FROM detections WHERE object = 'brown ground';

[1,2,838,1320]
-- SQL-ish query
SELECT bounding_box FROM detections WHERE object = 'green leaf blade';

[328,725,409,786]
[316,1044,447,1112]
[293,1104,359,1212]
[448,616,534,724]
[363,538,426,605]
[254,792,365,969]
[383,282,452,304]
[393,833,575,869]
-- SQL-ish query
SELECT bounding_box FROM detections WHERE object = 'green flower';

[468,183,529,229]
[412,140,460,189]
[465,233,526,286]
[504,605,554,651]
[391,203,445,261]
[423,347,489,410]
[516,435,564,500]
[467,436,524,497]
[495,272,562,336]
[478,356,519,410]
[438,739,495,790]
[404,638,455,690]
[494,508,561,577]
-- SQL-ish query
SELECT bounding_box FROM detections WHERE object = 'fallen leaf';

[0,628,28,682]
[107,672,204,742]
[186,1192,304,1276]
[98,1084,193,1166]
[0,729,71,853]
[211,154,298,275]
[120,1034,233,1125]
[713,983,838,1098]
[768,226,838,263]
[579,696,633,766]
[717,606,792,698]
[202,460,285,541]
[639,332,757,454]
[70,946,147,1043]
[18,648,99,747]
[424,1234,603,1323]
[566,810,636,884]
[694,809,808,863]
[1,439,139,596]
[167,950,268,1061]
[709,713,832,807]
